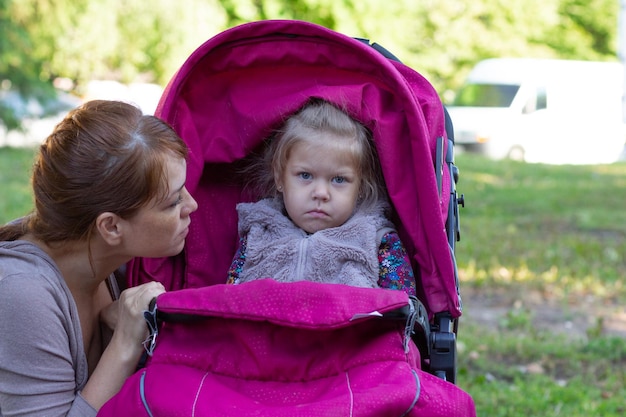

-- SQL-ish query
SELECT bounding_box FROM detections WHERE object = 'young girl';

[227,99,416,295]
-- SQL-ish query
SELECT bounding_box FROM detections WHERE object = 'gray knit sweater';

[0,240,96,417]
[236,198,395,288]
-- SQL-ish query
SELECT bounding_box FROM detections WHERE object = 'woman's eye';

[170,195,183,207]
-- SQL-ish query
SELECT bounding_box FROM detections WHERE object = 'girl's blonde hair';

[251,98,386,208]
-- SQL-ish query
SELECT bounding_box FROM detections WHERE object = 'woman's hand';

[110,281,165,356]
[81,281,165,410]
[100,299,119,332]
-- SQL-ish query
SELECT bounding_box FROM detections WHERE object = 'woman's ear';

[95,212,123,245]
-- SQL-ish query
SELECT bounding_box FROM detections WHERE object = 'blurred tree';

[217,0,351,33]
[43,0,227,89]
[0,0,56,129]
[0,0,227,128]
[407,0,619,100]
[0,0,621,129]
[547,0,618,58]
[410,0,567,97]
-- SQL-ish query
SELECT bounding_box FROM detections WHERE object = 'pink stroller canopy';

[129,19,461,318]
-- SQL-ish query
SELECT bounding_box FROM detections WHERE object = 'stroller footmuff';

[99,280,475,416]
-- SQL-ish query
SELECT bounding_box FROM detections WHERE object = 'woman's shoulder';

[0,240,67,308]
[0,242,76,358]
[1,239,59,274]
[0,243,88,417]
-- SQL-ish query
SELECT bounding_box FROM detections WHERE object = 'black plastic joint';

[430,331,457,383]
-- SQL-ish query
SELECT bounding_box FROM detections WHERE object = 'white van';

[446,58,625,164]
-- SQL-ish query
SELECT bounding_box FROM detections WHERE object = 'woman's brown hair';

[0,100,188,242]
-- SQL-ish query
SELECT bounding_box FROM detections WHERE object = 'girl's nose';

[312,181,330,201]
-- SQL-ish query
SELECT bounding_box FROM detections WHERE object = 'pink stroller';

[102,20,472,416]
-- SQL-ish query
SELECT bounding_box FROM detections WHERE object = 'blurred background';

[1,0,625,158]
[1,1,626,416]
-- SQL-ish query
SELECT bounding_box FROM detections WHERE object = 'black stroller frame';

[356,38,464,383]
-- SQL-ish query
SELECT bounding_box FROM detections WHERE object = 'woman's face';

[122,155,198,258]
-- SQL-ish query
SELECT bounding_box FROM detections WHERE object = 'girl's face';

[121,155,198,257]
[277,140,360,234]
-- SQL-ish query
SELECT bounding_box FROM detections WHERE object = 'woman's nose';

[182,188,198,216]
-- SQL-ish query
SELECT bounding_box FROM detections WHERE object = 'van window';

[522,86,548,114]
[536,86,547,110]
[452,83,520,107]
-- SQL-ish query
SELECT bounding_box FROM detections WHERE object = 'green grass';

[0,146,37,224]
[455,154,626,299]
[454,153,626,416]
[458,321,626,416]
[2,147,625,415]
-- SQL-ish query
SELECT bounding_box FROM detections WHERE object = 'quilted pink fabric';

[99,281,475,416]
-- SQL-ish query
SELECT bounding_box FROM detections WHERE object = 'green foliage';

[1,0,621,107]
[0,0,57,128]
[0,0,50,88]
[0,146,36,223]
[17,0,228,88]
[552,0,618,57]
[409,0,562,93]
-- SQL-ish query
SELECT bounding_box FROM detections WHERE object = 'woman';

[0,100,198,416]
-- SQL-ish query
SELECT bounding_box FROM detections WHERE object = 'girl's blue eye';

[333,176,346,184]
[299,172,312,180]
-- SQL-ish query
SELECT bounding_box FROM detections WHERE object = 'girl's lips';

[307,209,328,218]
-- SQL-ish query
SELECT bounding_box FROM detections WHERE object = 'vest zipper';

[295,236,309,279]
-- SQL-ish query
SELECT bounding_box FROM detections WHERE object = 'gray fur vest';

[236,198,394,288]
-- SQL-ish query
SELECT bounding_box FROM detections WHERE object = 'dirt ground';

[460,286,626,340]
